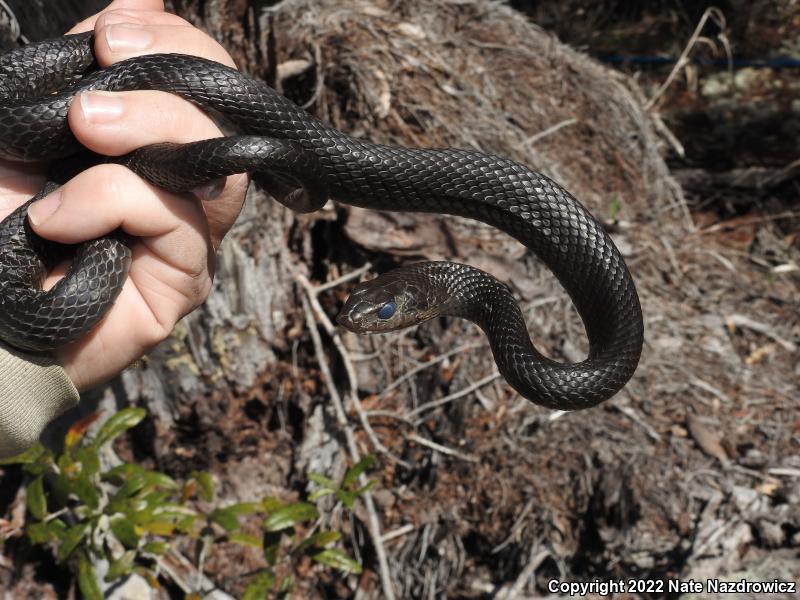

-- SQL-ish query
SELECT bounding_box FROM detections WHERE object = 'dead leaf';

[755,478,781,497]
[745,343,776,364]
[686,414,728,461]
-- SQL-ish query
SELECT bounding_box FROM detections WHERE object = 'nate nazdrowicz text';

[548,577,796,596]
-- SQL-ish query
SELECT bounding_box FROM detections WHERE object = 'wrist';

[0,341,80,458]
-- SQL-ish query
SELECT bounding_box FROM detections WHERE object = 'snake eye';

[377,301,396,320]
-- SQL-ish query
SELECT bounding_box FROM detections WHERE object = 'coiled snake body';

[0,32,643,410]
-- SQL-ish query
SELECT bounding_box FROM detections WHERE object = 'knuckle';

[84,163,138,201]
[141,318,172,349]
[179,265,213,308]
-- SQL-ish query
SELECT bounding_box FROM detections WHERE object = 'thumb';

[68,0,166,34]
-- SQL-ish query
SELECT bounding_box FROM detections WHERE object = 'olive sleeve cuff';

[0,341,80,458]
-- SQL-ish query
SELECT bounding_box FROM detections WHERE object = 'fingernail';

[28,191,62,226]
[192,178,226,201]
[80,92,125,124]
[105,23,154,52]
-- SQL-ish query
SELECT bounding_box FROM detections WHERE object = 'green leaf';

[77,551,103,600]
[190,471,215,502]
[261,496,284,512]
[228,532,263,549]
[0,443,47,465]
[308,472,337,489]
[139,490,172,508]
[138,520,176,536]
[312,548,363,574]
[72,474,101,510]
[308,488,335,502]
[26,475,47,520]
[174,514,201,535]
[140,471,178,491]
[111,472,149,501]
[293,530,342,557]
[27,519,66,544]
[209,509,238,532]
[110,514,140,549]
[93,408,146,449]
[263,502,319,532]
[74,447,101,478]
[241,570,275,600]
[142,541,169,555]
[355,480,377,496]
[209,502,259,532]
[103,463,145,485]
[105,550,136,582]
[151,503,198,519]
[335,489,358,509]
[57,522,91,563]
[342,456,374,488]
[311,530,341,548]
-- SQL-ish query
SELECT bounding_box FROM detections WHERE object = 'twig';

[405,372,501,421]
[519,118,578,149]
[689,505,755,564]
[297,273,410,467]
[725,314,797,352]
[363,409,415,425]
[645,7,728,110]
[491,498,535,554]
[407,433,478,462]
[650,111,685,158]
[689,377,732,405]
[497,545,549,600]
[698,210,800,233]
[381,524,416,543]
[768,468,800,478]
[313,262,373,294]
[379,342,482,399]
[613,404,662,442]
[300,294,396,600]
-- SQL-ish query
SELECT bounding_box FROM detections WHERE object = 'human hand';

[0,0,248,391]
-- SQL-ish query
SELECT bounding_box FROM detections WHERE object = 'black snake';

[0,32,643,410]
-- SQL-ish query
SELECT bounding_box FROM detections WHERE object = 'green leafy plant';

[1,408,375,599]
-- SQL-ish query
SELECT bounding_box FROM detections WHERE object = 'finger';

[57,238,214,392]
[68,0,165,34]
[56,275,164,391]
[26,163,208,244]
[93,13,236,67]
[68,90,223,155]
[67,90,248,240]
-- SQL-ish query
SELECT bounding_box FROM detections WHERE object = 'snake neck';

[428,261,557,362]
[419,259,642,410]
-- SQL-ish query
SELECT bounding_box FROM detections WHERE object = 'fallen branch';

[299,293,396,600]
[406,372,501,422]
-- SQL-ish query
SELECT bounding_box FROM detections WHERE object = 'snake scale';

[0,31,643,410]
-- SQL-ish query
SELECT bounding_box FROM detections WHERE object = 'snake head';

[337,268,441,334]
